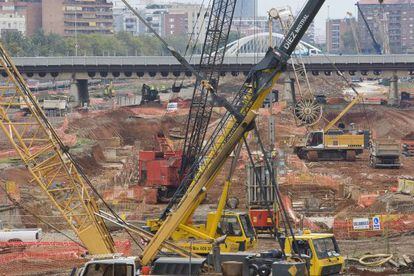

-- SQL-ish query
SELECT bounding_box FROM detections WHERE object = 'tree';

[0,30,203,57]
[2,31,31,56]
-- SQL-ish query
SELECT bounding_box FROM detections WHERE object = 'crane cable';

[0,45,147,252]
[161,0,212,123]
[0,182,86,249]
[319,52,373,131]
[172,0,211,90]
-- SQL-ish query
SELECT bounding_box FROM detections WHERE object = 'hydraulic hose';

[357,254,393,267]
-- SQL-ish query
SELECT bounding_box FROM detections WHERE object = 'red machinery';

[138,133,182,202]
[246,162,279,235]
[249,209,279,234]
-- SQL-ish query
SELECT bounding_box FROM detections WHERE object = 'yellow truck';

[295,129,367,161]
[284,230,344,275]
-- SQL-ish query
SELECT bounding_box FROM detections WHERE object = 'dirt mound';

[68,108,186,150]
[75,144,105,176]
[323,106,414,139]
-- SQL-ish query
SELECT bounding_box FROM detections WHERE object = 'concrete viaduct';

[7,54,414,105]
[8,55,414,80]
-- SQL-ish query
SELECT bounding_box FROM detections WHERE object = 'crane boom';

[161,0,238,219]
[0,44,115,255]
[180,0,237,178]
[323,94,363,132]
[141,0,326,265]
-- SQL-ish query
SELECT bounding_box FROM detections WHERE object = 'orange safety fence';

[283,173,340,192]
[333,214,414,239]
[0,240,131,265]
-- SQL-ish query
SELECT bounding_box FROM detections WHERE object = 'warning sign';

[372,216,381,230]
[353,218,370,230]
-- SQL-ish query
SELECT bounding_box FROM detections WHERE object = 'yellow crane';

[293,94,368,161]
[0,43,115,255]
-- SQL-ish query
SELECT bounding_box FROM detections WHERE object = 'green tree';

[1,31,31,56]
[30,30,71,56]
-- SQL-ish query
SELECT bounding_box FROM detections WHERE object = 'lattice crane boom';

[180,0,237,176]
[0,43,115,255]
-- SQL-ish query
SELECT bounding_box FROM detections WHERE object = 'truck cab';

[75,256,138,276]
[284,230,344,276]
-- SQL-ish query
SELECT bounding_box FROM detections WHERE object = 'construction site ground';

[1,76,414,274]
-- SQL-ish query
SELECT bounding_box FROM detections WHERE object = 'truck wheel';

[248,264,259,276]
[7,239,25,252]
[346,150,356,161]
[258,264,271,276]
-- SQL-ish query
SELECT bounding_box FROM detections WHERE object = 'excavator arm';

[141,0,326,265]
[323,94,363,132]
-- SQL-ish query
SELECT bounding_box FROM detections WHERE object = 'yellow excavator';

[293,93,370,161]
[0,0,345,274]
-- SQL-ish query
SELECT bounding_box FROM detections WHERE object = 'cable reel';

[293,98,323,126]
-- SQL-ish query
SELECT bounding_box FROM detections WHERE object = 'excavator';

[0,0,346,275]
[293,94,369,161]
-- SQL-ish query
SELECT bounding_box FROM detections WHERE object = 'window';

[312,237,340,259]
[239,214,255,238]
[84,263,113,276]
[307,132,323,147]
[292,240,312,257]
[219,216,242,236]
[83,263,134,276]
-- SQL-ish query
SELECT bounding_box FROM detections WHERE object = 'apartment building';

[358,0,414,54]
[42,0,113,36]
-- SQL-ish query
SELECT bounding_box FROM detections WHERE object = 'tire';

[7,239,25,253]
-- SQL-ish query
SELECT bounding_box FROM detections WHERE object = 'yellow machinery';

[284,230,344,276]
[294,94,369,161]
[146,143,257,254]
[139,0,341,268]
[146,181,256,254]
[0,44,115,255]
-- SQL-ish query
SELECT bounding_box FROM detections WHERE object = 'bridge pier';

[388,74,400,106]
[70,79,90,107]
[282,78,295,105]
